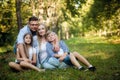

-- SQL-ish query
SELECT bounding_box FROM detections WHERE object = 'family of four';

[9,16,96,72]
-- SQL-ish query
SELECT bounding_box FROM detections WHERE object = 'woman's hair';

[37,23,48,40]
[23,33,33,58]
[37,23,48,50]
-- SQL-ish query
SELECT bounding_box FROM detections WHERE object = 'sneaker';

[88,66,96,72]
[79,67,85,71]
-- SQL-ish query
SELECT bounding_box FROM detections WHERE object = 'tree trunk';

[16,0,22,31]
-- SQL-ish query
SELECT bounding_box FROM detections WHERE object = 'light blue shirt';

[46,40,70,57]
[16,25,37,47]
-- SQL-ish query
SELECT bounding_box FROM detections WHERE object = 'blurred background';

[0,0,120,52]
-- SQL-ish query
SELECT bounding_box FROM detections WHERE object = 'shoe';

[88,66,96,72]
[79,67,85,71]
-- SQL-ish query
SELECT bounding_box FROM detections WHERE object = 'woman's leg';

[48,57,60,67]
[72,52,92,67]
[48,57,68,69]
[9,62,23,71]
[42,62,56,69]
[20,61,45,72]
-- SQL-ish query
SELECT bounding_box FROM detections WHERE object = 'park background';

[0,0,120,80]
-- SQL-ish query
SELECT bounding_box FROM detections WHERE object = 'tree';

[16,0,22,31]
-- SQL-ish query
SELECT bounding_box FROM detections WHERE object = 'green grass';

[0,36,120,80]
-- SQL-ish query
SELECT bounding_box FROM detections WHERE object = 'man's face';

[29,21,39,32]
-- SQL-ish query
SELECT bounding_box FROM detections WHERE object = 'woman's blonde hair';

[37,23,48,50]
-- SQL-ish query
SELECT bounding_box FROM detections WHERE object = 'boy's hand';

[53,45,60,52]
[59,55,66,62]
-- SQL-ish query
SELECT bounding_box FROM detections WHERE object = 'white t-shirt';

[15,47,36,63]
[39,42,48,63]
[28,47,36,60]
[57,48,64,55]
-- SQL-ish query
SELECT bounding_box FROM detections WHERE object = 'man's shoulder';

[20,25,29,31]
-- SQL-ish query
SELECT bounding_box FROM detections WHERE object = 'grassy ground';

[0,36,120,80]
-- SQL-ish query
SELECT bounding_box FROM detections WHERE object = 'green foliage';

[0,0,17,46]
[0,0,120,46]
[60,0,120,37]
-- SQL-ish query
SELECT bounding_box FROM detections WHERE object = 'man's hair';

[29,16,38,22]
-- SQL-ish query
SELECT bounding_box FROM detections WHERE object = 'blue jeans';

[63,55,73,66]
[42,57,68,69]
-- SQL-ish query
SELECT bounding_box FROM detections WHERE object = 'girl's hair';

[23,33,33,58]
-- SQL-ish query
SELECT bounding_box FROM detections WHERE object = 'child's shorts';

[63,55,73,66]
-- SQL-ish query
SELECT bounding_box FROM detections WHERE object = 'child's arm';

[54,54,61,58]
[16,48,31,62]
[31,53,37,65]
[31,48,37,65]
[59,52,68,62]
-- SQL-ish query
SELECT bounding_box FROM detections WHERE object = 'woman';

[36,24,67,69]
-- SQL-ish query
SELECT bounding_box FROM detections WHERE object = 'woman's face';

[47,32,56,42]
[24,34,31,45]
[38,25,46,36]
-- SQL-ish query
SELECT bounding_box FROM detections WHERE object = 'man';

[15,16,39,58]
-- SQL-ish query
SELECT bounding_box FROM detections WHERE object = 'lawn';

[0,37,120,80]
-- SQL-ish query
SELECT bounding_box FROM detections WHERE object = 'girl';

[46,31,96,71]
[9,33,45,72]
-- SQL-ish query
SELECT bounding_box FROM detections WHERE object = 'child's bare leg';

[69,53,83,69]
[20,61,45,72]
[72,52,92,67]
[9,62,23,71]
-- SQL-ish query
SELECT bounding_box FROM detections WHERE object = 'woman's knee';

[42,63,56,69]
